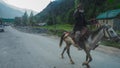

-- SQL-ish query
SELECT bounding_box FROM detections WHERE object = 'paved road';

[0,26,120,68]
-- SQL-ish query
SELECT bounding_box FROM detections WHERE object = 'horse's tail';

[59,32,66,48]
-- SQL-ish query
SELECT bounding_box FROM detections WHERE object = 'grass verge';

[33,24,73,36]
[33,24,120,49]
[101,40,120,49]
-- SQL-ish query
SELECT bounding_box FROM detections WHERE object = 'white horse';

[59,24,119,68]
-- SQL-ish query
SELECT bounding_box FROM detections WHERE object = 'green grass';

[116,30,120,35]
[32,24,73,36]
[41,24,73,31]
[101,40,120,49]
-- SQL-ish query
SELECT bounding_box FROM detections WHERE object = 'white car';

[0,25,4,32]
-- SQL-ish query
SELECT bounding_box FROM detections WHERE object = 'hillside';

[35,0,120,25]
[0,0,23,18]
[0,0,37,18]
[35,0,75,24]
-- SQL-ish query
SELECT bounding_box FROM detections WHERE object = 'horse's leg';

[86,55,88,61]
[61,46,67,59]
[86,52,92,65]
[83,49,92,67]
[66,44,75,64]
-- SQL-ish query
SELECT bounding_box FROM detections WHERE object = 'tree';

[47,16,53,25]
[14,17,22,26]
[29,11,35,26]
[22,11,29,26]
[74,0,80,8]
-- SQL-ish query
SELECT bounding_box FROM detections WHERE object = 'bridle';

[103,25,118,39]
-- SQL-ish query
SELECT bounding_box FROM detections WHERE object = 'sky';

[4,0,55,12]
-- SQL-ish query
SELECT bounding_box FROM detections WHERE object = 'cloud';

[4,0,51,12]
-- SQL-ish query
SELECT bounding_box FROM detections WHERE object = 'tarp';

[96,9,120,19]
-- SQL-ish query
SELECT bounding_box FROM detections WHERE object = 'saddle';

[75,27,89,41]
[63,27,88,42]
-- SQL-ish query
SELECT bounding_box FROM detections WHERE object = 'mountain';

[0,0,37,18]
[35,0,75,24]
[35,0,120,25]
[7,3,38,15]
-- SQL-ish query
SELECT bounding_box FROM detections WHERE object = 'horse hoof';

[61,56,64,59]
[82,62,90,68]
[82,62,87,66]
[59,46,61,48]
[70,61,75,64]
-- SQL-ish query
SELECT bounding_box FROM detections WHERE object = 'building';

[2,18,14,23]
[96,9,120,30]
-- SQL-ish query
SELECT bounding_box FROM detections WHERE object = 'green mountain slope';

[35,0,120,24]
[35,0,75,24]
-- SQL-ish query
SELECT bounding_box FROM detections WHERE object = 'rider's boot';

[74,31,82,50]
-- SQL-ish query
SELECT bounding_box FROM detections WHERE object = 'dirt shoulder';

[95,45,120,58]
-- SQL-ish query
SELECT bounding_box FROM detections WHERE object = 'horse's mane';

[91,26,104,39]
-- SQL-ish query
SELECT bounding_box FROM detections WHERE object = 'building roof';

[96,9,120,19]
[2,18,14,22]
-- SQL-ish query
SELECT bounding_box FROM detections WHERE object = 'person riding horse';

[73,4,87,33]
[73,3,88,49]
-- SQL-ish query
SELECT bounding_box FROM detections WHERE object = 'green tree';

[74,0,80,8]
[29,11,35,26]
[14,17,22,26]
[22,11,29,26]
[47,16,53,25]
[66,8,75,24]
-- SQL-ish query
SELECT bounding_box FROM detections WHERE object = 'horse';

[59,24,119,68]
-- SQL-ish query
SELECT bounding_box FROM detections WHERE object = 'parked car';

[0,24,4,32]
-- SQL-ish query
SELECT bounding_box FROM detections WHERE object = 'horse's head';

[102,24,120,42]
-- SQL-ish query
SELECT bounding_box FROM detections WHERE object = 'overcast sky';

[4,0,55,12]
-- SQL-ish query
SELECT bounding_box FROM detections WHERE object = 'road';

[0,26,120,68]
